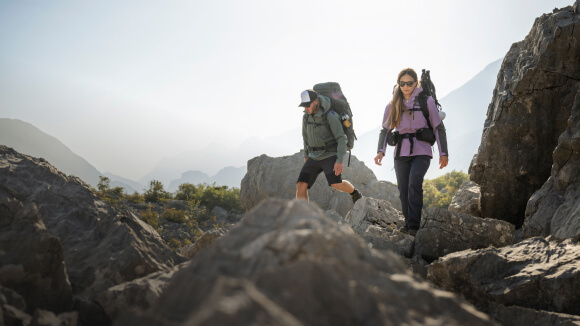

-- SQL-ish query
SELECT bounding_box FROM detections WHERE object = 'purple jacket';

[379,87,446,158]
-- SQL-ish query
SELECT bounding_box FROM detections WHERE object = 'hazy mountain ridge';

[0,118,246,191]
[0,118,103,186]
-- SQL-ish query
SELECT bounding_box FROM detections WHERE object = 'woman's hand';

[374,152,385,166]
[439,155,448,169]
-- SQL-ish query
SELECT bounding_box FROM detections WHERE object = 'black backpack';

[312,82,357,151]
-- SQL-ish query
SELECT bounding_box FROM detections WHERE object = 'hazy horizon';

[0,0,571,181]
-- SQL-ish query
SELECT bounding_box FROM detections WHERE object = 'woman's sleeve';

[427,97,447,156]
[378,104,392,154]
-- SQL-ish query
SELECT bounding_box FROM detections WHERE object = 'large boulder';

[428,237,580,315]
[0,146,185,308]
[448,181,481,217]
[116,198,495,326]
[95,263,186,321]
[240,151,400,216]
[414,208,515,261]
[469,6,580,227]
[489,304,580,326]
[524,88,580,239]
[0,198,73,313]
[343,197,413,257]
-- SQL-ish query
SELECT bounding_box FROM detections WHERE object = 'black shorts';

[297,155,343,189]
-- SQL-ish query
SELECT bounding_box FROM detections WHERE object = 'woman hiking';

[374,68,448,236]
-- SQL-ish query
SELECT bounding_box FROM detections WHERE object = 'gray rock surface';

[524,88,580,239]
[240,151,400,217]
[449,181,481,217]
[0,198,73,313]
[415,208,515,261]
[117,198,495,326]
[469,6,580,227]
[178,229,228,259]
[344,197,413,257]
[489,304,580,326]
[428,237,580,315]
[96,264,185,321]
[0,146,185,311]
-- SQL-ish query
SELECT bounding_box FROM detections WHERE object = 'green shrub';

[423,170,469,209]
[139,206,160,228]
[126,192,145,204]
[174,183,200,201]
[197,184,243,212]
[144,180,172,203]
[162,207,188,224]
[168,238,182,250]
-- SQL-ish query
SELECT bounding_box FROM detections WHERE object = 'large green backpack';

[312,82,357,151]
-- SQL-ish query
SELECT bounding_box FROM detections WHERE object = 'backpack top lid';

[313,82,345,101]
[313,82,352,117]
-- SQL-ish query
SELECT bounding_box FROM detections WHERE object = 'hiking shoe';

[409,228,418,237]
[400,226,409,234]
[350,189,362,204]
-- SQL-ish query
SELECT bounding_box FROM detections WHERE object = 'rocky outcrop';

[489,304,580,326]
[469,6,580,227]
[415,208,515,261]
[449,181,481,217]
[95,264,185,321]
[0,198,73,314]
[0,146,185,322]
[524,88,580,239]
[178,229,228,259]
[343,197,413,257]
[240,151,400,216]
[428,237,580,316]
[117,198,495,326]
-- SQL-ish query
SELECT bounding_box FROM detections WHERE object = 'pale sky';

[0,0,571,180]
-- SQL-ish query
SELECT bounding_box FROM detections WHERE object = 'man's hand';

[374,152,384,166]
[304,157,307,163]
[333,162,343,176]
[439,155,448,169]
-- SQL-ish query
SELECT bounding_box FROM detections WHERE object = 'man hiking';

[296,89,362,203]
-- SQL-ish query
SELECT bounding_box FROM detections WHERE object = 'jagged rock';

[427,237,580,315]
[344,197,413,257]
[345,197,401,233]
[323,209,345,224]
[0,198,73,313]
[30,309,78,326]
[0,282,79,326]
[415,208,515,261]
[524,88,580,239]
[240,151,400,217]
[95,264,185,321]
[489,304,580,326]
[469,6,580,227]
[0,284,30,325]
[178,229,227,259]
[211,206,228,223]
[117,198,495,326]
[449,181,481,217]
[0,146,185,302]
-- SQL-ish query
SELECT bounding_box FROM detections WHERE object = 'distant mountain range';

[0,118,247,192]
[0,118,103,186]
[352,58,503,182]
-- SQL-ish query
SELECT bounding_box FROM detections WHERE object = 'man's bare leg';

[296,181,309,200]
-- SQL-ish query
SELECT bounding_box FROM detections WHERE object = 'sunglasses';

[399,81,415,87]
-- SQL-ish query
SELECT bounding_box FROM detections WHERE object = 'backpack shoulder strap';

[417,92,434,130]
